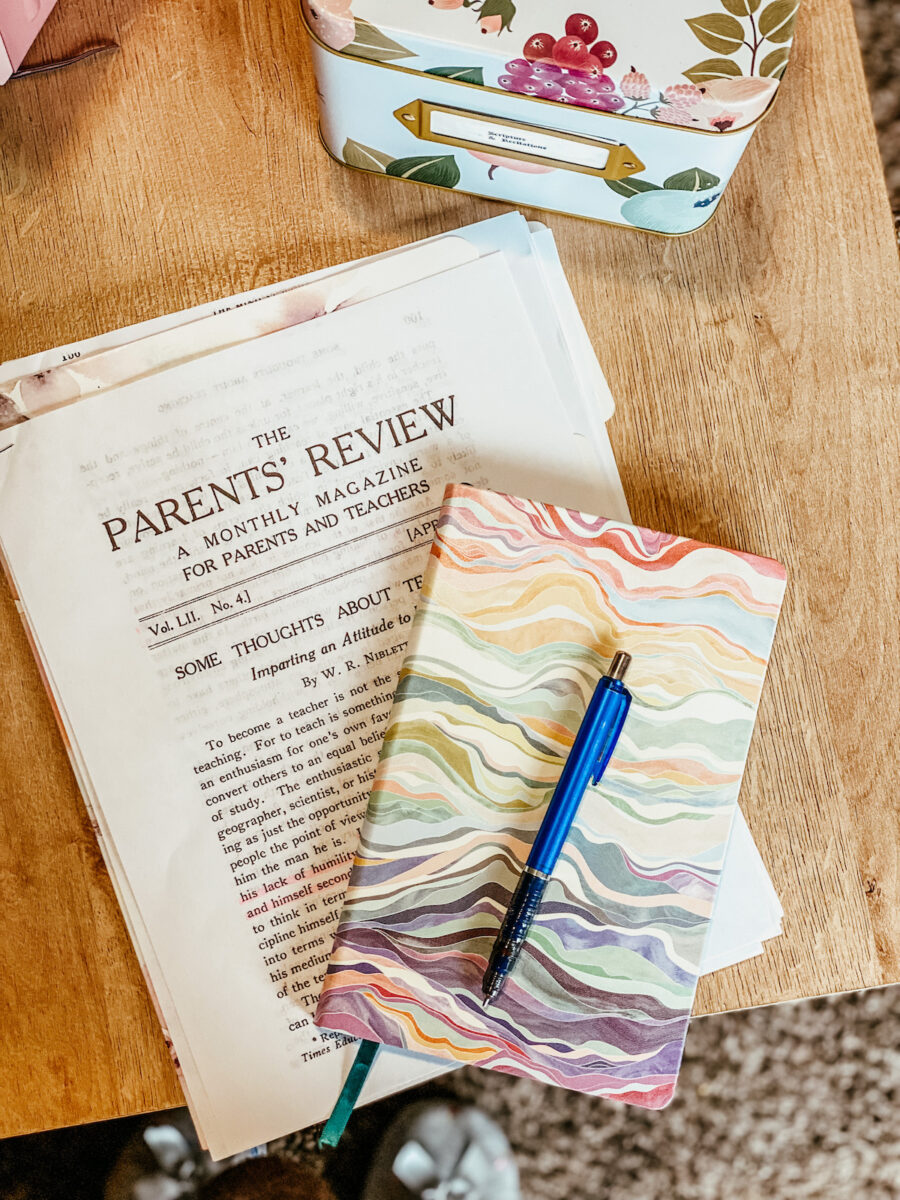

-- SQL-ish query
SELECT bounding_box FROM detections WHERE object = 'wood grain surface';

[1,0,898,1140]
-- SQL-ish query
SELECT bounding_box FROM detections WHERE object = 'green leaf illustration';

[683,57,743,82]
[604,177,662,198]
[720,0,760,13]
[685,12,746,54]
[757,0,797,42]
[385,155,461,188]
[348,18,412,62]
[425,66,485,85]
[759,45,790,76]
[664,167,721,191]
[343,139,394,173]
[476,0,516,32]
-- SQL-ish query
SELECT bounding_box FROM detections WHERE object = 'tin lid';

[301,0,796,134]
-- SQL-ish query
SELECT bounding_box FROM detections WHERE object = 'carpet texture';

[284,987,900,1200]
[853,0,900,209]
[438,989,900,1199]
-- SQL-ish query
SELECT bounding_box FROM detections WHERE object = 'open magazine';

[0,215,781,1157]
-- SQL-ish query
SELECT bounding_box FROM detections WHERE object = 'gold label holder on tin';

[394,100,645,181]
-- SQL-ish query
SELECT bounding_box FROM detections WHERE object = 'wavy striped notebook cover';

[316,484,786,1107]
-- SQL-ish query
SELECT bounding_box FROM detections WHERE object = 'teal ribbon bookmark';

[318,1039,381,1149]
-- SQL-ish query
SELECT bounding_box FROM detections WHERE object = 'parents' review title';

[100,398,455,553]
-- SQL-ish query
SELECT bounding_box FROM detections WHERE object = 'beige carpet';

[281,987,900,1199]
[437,988,900,1199]
[853,0,900,208]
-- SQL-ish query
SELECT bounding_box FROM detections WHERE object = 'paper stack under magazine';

[0,214,781,1158]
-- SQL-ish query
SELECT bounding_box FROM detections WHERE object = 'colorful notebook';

[315,484,786,1108]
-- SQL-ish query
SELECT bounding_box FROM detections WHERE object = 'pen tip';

[482,979,502,1007]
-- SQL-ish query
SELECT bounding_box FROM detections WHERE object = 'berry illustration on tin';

[500,11,623,113]
[565,13,599,42]
[417,1,785,133]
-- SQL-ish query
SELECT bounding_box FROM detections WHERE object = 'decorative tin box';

[300,0,797,234]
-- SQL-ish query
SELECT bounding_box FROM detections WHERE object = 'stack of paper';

[0,215,780,1157]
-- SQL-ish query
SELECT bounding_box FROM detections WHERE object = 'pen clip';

[591,701,629,785]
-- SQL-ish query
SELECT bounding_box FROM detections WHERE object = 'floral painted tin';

[300,0,797,234]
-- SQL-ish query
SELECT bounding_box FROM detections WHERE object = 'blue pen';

[482,651,632,1006]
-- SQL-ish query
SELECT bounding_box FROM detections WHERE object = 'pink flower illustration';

[662,82,703,108]
[708,111,740,131]
[652,104,702,128]
[620,67,651,100]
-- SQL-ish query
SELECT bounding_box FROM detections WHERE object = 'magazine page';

[0,252,622,1156]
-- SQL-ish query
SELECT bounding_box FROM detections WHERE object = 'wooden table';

[1,0,897,1142]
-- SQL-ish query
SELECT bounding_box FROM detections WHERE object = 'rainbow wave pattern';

[316,485,786,1108]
